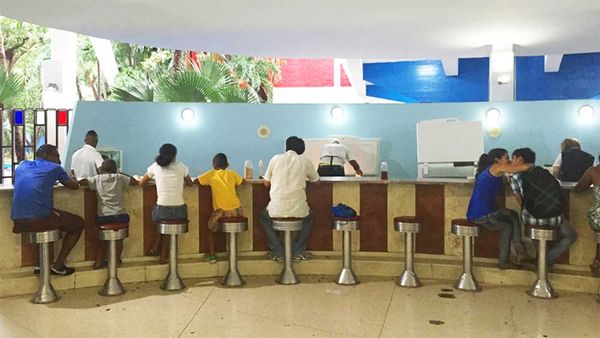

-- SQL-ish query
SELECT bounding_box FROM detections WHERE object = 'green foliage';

[0,65,24,107]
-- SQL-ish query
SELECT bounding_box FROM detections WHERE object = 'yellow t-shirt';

[197,169,243,211]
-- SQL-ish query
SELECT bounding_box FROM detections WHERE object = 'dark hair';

[285,136,305,155]
[512,147,536,164]
[36,144,58,159]
[213,153,228,169]
[85,130,98,138]
[156,143,177,167]
[476,148,508,177]
[100,159,118,173]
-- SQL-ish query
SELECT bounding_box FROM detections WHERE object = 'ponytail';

[155,143,177,167]
[476,148,508,177]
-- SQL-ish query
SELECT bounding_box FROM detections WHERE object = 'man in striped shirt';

[509,148,576,267]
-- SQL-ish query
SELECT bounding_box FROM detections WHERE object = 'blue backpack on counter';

[331,203,357,218]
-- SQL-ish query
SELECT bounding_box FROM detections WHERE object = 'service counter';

[0,178,597,296]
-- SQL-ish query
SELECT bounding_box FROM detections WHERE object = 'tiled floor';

[0,276,598,337]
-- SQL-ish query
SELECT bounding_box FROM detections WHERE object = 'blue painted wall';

[364,58,489,103]
[516,53,600,101]
[65,100,600,179]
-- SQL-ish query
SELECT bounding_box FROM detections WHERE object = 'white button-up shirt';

[264,150,320,217]
[70,144,104,179]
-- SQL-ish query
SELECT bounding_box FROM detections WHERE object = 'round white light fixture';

[497,75,511,84]
[485,108,501,123]
[330,106,345,120]
[181,108,195,122]
[257,125,271,138]
[578,105,595,120]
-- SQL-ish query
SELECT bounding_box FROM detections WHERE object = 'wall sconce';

[485,108,501,123]
[330,106,345,120]
[46,83,60,91]
[496,75,511,85]
[181,108,195,122]
[578,105,595,120]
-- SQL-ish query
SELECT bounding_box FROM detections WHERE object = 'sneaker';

[206,255,217,264]
[33,266,40,275]
[50,265,75,276]
[293,252,312,261]
[498,261,522,270]
[271,255,284,262]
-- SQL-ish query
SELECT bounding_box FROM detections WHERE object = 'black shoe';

[33,266,40,275]
[50,265,75,276]
[498,261,522,270]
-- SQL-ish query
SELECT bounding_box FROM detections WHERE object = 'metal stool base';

[276,229,300,285]
[162,274,185,291]
[220,231,246,288]
[454,273,480,292]
[100,277,126,296]
[336,268,359,285]
[527,279,557,299]
[397,270,422,288]
[161,234,185,291]
[220,272,246,288]
[31,283,61,304]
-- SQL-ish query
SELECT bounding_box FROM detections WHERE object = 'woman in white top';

[140,143,194,263]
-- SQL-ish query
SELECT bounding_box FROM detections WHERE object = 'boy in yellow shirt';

[197,153,245,263]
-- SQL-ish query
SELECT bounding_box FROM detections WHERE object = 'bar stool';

[451,219,481,292]
[394,216,422,288]
[272,217,303,285]
[29,229,63,304]
[526,225,558,299]
[219,216,248,287]
[333,216,361,285]
[98,222,129,296]
[157,219,189,291]
[596,231,600,304]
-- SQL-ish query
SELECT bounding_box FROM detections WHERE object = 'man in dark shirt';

[11,144,83,276]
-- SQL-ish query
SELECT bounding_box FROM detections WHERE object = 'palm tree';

[0,65,25,164]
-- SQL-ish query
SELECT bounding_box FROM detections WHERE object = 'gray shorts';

[152,204,188,223]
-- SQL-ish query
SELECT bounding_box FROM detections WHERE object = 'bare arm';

[490,163,532,176]
[61,177,79,190]
[138,173,152,186]
[349,160,363,176]
[263,179,271,188]
[574,167,594,193]
[184,175,194,187]
[78,178,89,186]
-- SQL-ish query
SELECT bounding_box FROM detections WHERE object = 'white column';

[489,44,515,102]
[42,29,78,109]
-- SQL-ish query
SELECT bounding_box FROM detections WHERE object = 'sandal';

[589,259,600,277]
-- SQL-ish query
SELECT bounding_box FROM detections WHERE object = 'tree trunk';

[0,28,8,70]
[172,50,183,71]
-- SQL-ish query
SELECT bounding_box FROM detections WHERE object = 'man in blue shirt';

[11,144,83,276]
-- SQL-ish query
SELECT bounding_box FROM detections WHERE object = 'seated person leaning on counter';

[11,144,83,276]
[318,139,363,177]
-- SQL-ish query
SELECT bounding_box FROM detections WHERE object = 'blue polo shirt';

[11,159,71,220]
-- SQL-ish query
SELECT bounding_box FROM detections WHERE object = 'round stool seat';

[28,229,62,244]
[272,218,303,231]
[394,216,422,233]
[157,219,189,235]
[333,216,360,231]
[98,223,129,241]
[219,216,248,233]
[595,231,600,244]
[451,219,480,237]
[525,225,558,241]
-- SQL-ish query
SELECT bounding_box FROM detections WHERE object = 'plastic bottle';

[244,160,253,179]
[258,160,265,179]
[380,161,388,180]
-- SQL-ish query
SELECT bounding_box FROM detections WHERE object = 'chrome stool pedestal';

[333,216,360,285]
[451,219,481,292]
[29,229,63,304]
[158,220,189,291]
[394,217,422,288]
[98,223,129,296]
[219,217,248,287]
[272,218,303,285]
[526,225,559,299]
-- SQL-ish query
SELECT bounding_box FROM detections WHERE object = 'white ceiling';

[1,0,599,59]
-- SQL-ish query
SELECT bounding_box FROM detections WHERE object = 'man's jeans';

[473,208,527,263]
[544,220,577,265]
[260,209,313,258]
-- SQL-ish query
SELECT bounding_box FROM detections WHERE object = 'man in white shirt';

[70,130,104,179]
[318,139,363,176]
[260,136,320,261]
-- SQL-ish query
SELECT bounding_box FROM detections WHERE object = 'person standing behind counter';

[318,139,363,177]
[552,137,596,182]
[71,130,104,179]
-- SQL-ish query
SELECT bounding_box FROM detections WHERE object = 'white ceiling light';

[485,108,501,123]
[330,106,345,120]
[181,108,195,122]
[578,105,595,120]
